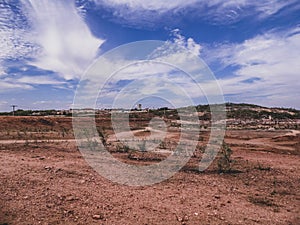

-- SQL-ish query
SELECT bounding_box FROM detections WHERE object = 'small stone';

[54,168,62,173]
[66,196,75,201]
[177,216,183,222]
[44,166,51,170]
[214,195,221,199]
[57,193,64,200]
[92,214,104,220]
[184,215,189,221]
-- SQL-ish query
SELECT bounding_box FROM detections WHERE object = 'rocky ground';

[0,117,299,224]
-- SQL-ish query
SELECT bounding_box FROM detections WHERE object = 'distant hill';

[195,103,300,120]
[226,103,299,120]
[1,103,299,120]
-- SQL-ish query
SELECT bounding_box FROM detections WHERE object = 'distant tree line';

[0,103,298,120]
[0,109,72,117]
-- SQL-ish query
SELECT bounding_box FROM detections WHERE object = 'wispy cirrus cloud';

[0,100,8,106]
[0,0,104,85]
[21,0,105,80]
[0,74,67,94]
[0,0,105,99]
[91,0,298,26]
[0,2,37,63]
[8,75,66,85]
[203,26,300,108]
[0,80,33,92]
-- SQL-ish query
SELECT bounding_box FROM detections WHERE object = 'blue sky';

[0,0,299,111]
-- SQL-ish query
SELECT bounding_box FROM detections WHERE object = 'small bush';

[138,140,147,152]
[217,141,232,173]
[116,143,130,152]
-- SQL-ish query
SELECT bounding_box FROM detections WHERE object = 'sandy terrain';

[0,117,299,225]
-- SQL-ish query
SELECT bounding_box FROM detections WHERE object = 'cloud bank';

[92,0,298,26]
[204,27,300,108]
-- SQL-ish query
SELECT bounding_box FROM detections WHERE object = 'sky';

[0,0,299,111]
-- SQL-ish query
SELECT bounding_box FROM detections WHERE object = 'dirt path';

[226,137,295,151]
[107,127,168,142]
[283,130,300,136]
[0,139,76,144]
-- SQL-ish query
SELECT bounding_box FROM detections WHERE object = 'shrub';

[217,141,232,173]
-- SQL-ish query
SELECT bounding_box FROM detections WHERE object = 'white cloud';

[20,0,105,80]
[32,100,72,107]
[0,80,33,92]
[0,64,6,77]
[170,29,202,56]
[76,30,221,109]
[203,0,297,21]
[0,0,104,85]
[95,0,198,11]
[0,100,8,106]
[0,75,66,94]
[15,75,66,85]
[0,100,9,112]
[99,30,202,82]
[0,2,37,66]
[204,27,300,108]
[93,0,298,25]
[82,29,203,84]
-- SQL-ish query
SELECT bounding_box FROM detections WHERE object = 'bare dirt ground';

[0,116,299,225]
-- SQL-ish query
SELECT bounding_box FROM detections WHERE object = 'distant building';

[32,112,41,116]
